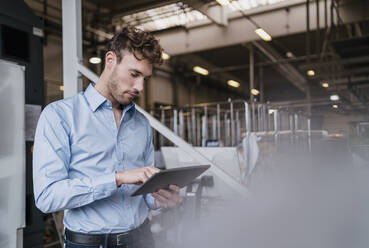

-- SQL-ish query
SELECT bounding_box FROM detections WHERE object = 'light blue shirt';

[33,83,157,234]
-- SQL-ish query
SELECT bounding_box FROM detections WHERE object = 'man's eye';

[131,73,139,78]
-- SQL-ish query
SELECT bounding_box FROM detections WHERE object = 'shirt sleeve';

[143,125,159,210]
[33,105,117,213]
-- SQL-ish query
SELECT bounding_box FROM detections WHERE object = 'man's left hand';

[152,185,180,209]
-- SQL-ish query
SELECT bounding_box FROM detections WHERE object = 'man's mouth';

[126,92,138,98]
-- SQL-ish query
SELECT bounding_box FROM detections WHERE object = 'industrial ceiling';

[25,0,369,114]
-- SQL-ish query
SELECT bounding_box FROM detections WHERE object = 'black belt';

[65,219,150,246]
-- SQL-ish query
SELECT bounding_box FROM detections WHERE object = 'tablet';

[131,165,210,196]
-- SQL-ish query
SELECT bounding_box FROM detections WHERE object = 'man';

[33,27,180,248]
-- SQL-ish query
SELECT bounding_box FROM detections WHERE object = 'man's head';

[101,27,163,106]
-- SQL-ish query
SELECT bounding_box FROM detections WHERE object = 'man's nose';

[133,78,144,92]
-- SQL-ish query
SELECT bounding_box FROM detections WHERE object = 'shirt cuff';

[92,173,117,200]
[144,193,159,210]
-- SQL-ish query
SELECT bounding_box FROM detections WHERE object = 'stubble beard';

[107,69,131,106]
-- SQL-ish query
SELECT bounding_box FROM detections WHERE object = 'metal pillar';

[179,110,184,138]
[191,109,196,146]
[173,109,178,135]
[186,114,192,144]
[235,111,241,144]
[202,106,208,146]
[307,118,312,152]
[211,115,217,140]
[230,101,235,146]
[249,45,255,103]
[259,66,264,103]
[216,104,221,141]
[62,0,83,98]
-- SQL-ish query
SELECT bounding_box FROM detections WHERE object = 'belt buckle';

[116,232,129,246]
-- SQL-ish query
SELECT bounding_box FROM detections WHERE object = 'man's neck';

[94,75,121,110]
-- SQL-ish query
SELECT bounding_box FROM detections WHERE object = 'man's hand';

[115,166,160,187]
[152,185,180,209]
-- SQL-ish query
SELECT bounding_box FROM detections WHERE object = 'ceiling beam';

[251,41,308,93]
[156,0,331,55]
[183,0,228,26]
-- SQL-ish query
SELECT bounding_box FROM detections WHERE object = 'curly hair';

[106,26,163,65]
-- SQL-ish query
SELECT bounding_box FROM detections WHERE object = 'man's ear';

[105,51,116,69]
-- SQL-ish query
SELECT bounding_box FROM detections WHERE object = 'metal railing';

[151,99,327,150]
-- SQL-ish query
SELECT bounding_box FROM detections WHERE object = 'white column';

[62,0,83,98]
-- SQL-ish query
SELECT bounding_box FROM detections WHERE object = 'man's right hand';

[115,166,160,187]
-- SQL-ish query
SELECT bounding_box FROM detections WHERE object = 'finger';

[144,169,154,179]
[148,166,160,174]
[169,185,180,193]
[158,190,178,207]
[157,189,172,199]
[153,192,177,208]
[139,173,149,183]
[152,192,168,208]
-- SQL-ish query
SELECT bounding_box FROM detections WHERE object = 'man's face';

[107,51,153,105]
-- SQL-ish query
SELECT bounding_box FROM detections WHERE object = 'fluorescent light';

[330,94,340,101]
[332,104,338,108]
[251,88,260,95]
[227,80,240,88]
[193,66,209,76]
[59,85,64,91]
[255,28,272,42]
[89,56,102,64]
[216,0,230,6]
[306,69,315,77]
[161,52,170,60]
[321,81,329,88]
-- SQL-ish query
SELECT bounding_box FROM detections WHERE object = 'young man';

[33,27,180,248]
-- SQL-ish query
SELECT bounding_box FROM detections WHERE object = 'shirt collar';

[84,83,107,112]
[84,83,136,114]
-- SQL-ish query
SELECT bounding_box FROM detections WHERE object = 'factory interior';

[1,0,369,247]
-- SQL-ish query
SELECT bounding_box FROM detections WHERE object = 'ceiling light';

[321,81,329,88]
[330,94,340,101]
[161,52,170,60]
[89,56,101,64]
[59,85,64,91]
[332,104,338,108]
[268,109,275,114]
[286,51,294,58]
[193,66,209,76]
[255,28,272,42]
[227,80,240,88]
[216,0,230,6]
[251,88,260,95]
[306,69,315,77]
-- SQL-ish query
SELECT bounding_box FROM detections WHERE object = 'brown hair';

[106,26,163,65]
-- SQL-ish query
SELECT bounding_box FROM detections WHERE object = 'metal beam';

[156,0,332,55]
[184,0,228,26]
[252,41,308,93]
